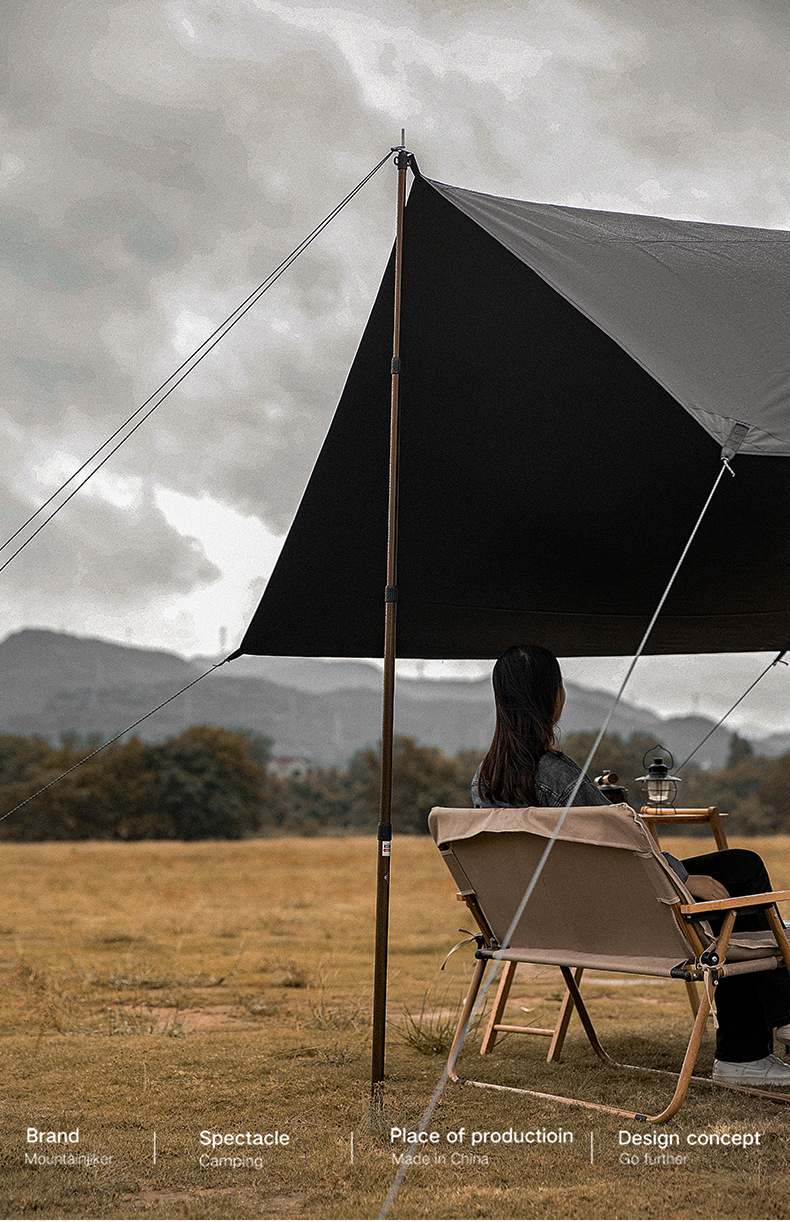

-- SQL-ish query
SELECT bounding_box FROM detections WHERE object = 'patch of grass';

[94,933,147,946]
[1,835,790,1218]
[309,973,367,1030]
[269,960,312,989]
[82,959,226,990]
[241,996,283,1018]
[102,1003,187,1038]
[391,984,487,1055]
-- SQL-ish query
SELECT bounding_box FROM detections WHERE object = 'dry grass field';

[2,833,790,1220]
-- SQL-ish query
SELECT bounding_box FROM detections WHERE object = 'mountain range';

[1,628,788,770]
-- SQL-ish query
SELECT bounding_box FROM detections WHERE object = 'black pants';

[681,848,790,1061]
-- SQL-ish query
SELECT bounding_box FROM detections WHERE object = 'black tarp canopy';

[238,171,790,660]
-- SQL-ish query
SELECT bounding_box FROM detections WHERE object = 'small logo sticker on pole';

[382,841,391,857]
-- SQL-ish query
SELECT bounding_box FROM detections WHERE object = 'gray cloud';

[3,0,790,682]
[568,0,790,222]
[0,478,219,635]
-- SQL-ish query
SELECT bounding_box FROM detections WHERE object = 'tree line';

[0,727,270,842]
[0,725,789,841]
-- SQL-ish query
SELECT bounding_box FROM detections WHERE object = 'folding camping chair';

[430,803,790,1122]
[479,803,731,1055]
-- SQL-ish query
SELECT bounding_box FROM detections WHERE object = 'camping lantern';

[636,749,680,810]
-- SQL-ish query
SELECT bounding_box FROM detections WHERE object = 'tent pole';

[371,144,410,1097]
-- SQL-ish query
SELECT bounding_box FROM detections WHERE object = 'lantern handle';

[641,745,675,771]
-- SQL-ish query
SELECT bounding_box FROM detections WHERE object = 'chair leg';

[460,968,712,1121]
[685,979,700,1017]
[559,966,615,1066]
[480,961,517,1054]
[709,809,729,851]
[448,957,487,1082]
[480,961,583,1061]
[455,963,790,1121]
[547,968,583,1063]
[766,906,790,972]
[549,966,710,1121]
[591,978,714,1123]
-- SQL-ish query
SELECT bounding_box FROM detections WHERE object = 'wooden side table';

[640,806,729,852]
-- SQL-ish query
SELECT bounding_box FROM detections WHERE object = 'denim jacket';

[471,751,688,883]
[471,750,606,810]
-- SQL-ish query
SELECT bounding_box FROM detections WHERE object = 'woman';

[473,643,790,1086]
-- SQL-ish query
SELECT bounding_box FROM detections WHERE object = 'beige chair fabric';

[430,804,777,974]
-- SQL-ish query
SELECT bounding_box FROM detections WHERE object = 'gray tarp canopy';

[237,171,790,660]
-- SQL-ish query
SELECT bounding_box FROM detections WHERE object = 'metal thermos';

[594,770,629,805]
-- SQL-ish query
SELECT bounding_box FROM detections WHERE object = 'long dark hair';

[478,644,563,805]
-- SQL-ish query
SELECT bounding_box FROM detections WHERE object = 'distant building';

[269,756,311,778]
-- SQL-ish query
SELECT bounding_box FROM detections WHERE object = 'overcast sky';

[3,0,790,732]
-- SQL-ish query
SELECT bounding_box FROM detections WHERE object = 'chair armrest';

[678,889,790,916]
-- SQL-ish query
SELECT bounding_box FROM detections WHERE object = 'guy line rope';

[0,660,229,826]
[378,455,738,1220]
[0,150,393,574]
[678,649,789,771]
[0,150,394,825]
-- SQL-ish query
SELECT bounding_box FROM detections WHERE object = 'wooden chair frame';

[480,805,730,1059]
[432,804,790,1123]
